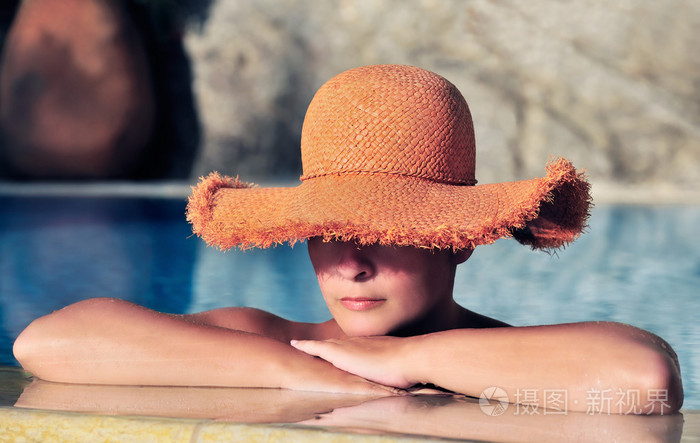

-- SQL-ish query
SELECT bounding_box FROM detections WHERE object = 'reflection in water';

[13,378,684,442]
[14,378,368,423]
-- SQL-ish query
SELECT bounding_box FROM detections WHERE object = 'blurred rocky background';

[0,0,205,180]
[0,0,698,197]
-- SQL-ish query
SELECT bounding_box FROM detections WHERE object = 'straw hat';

[187,65,591,251]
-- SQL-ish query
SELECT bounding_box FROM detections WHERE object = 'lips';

[340,297,386,311]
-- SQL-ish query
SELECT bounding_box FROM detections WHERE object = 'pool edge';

[0,406,452,443]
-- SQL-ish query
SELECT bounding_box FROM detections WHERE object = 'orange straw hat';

[187,64,591,251]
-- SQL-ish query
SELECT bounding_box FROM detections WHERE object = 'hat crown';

[300,65,476,185]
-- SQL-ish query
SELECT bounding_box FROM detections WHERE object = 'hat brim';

[187,158,591,251]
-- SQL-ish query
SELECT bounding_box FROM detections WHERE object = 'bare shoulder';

[184,307,326,342]
[16,297,331,348]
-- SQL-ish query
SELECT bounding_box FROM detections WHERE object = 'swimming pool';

[0,189,698,438]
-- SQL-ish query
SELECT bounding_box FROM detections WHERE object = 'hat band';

[300,169,478,186]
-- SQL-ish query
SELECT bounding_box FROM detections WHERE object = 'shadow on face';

[306,239,473,336]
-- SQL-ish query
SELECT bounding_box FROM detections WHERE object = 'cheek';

[398,288,434,316]
[383,273,433,313]
[315,273,340,298]
[396,266,451,309]
[318,281,333,305]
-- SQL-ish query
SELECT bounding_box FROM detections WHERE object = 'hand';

[278,345,403,397]
[281,368,401,397]
[291,336,416,389]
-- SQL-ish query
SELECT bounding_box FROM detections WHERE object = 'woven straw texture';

[187,65,591,251]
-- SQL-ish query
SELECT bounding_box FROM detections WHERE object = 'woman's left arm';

[291,322,683,414]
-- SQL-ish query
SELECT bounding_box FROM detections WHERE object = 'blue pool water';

[1,195,699,409]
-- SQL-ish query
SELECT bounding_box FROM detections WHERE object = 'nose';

[336,243,375,282]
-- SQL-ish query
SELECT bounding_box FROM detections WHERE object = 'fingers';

[290,339,347,372]
[290,339,335,358]
[289,339,307,349]
[289,339,315,355]
[289,339,403,396]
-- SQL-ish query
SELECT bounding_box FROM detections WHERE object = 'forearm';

[13,299,383,394]
[405,322,683,414]
[15,300,293,387]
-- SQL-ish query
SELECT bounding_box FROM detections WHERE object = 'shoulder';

[184,307,326,342]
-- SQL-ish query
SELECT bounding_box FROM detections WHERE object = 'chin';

[340,322,395,337]
[336,311,422,337]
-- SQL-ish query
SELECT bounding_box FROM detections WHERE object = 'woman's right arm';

[13,298,389,396]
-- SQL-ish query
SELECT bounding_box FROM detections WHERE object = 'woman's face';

[307,238,471,337]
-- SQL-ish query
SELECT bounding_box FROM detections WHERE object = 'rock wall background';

[185,0,699,193]
[0,0,697,194]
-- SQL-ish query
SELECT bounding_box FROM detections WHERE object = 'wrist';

[400,334,432,386]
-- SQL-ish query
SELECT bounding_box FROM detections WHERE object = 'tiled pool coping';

[1,368,698,442]
[1,405,698,442]
[0,407,450,443]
